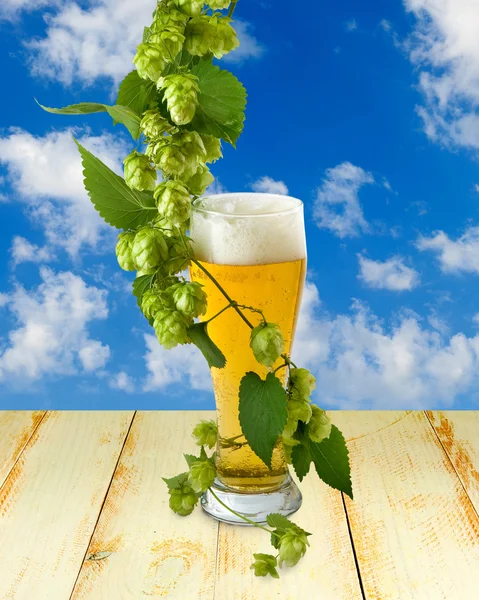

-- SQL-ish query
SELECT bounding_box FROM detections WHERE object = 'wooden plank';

[333,411,479,600]
[0,411,134,600]
[70,411,219,600]
[0,411,45,487]
[426,411,479,514]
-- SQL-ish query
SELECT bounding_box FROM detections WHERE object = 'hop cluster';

[147,131,206,179]
[169,483,198,516]
[158,74,200,126]
[188,459,216,493]
[154,180,191,227]
[131,227,169,273]
[192,419,218,449]
[153,308,190,349]
[185,14,239,59]
[140,109,174,139]
[277,528,310,568]
[250,322,284,368]
[308,405,332,443]
[123,151,157,192]
[173,0,204,18]
[289,368,316,401]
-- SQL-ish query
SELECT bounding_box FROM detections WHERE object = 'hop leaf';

[168,483,199,516]
[115,231,136,271]
[188,458,216,493]
[154,180,191,227]
[192,419,217,449]
[307,405,332,444]
[186,163,214,196]
[158,73,200,126]
[250,554,279,579]
[201,134,223,163]
[169,281,207,318]
[173,0,204,17]
[149,25,185,64]
[140,109,174,139]
[123,151,157,192]
[278,528,310,568]
[287,399,313,425]
[250,322,284,368]
[131,227,169,273]
[153,308,190,349]
[133,42,167,82]
[141,287,175,320]
[289,368,316,402]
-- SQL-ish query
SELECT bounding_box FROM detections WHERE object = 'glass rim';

[191,192,303,218]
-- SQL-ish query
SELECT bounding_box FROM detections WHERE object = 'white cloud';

[110,371,135,392]
[416,226,479,274]
[0,268,110,383]
[206,178,228,196]
[314,162,374,238]
[473,314,479,326]
[475,184,479,193]
[0,0,57,20]
[345,18,357,32]
[404,0,479,149]
[142,334,211,393]
[222,19,265,64]
[251,176,289,195]
[293,282,479,408]
[0,128,126,259]
[358,254,420,291]
[10,236,53,266]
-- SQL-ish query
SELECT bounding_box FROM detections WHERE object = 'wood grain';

[426,411,479,514]
[70,411,219,600]
[0,411,45,488]
[334,410,479,600]
[0,411,134,600]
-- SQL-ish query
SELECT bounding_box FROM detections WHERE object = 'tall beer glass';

[189,193,306,523]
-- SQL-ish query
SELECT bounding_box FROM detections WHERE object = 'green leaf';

[132,274,155,308]
[37,101,142,139]
[266,513,295,530]
[162,472,189,490]
[187,322,226,369]
[239,372,288,468]
[75,139,156,230]
[291,443,312,481]
[184,453,198,467]
[188,59,247,147]
[309,425,353,500]
[116,70,156,116]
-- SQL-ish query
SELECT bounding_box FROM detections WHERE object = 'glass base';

[201,473,302,525]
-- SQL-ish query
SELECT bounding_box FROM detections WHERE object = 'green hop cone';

[148,132,205,179]
[214,15,240,58]
[154,180,191,227]
[152,5,188,31]
[115,232,136,271]
[287,399,313,425]
[164,236,191,274]
[173,0,204,17]
[208,0,231,9]
[188,459,216,493]
[168,483,198,516]
[123,151,157,192]
[133,42,166,82]
[192,419,217,449]
[141,288,175,321]
[186,163,214,196]
[170,281,207,318]
[149,26,185,63]
[140,109,174,139]
[201,134,223,164]
[289,368,316,402]
[131,227,169,273]
[158,73,200,126]
[250,554,279,579]
[307,405,332,443]
[278,528,310,568]
[153,309,190,349]
[185,15,239,59]
[250,322,284,368]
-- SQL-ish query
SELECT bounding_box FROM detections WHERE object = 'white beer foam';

[190,193,307,266]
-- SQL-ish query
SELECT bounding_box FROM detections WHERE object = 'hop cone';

[170,281,207,318]
[186,163,214,196]
[250,322,284,367]
[149,132,206,178]
[278,528,310,568]
[133,42,166,82]
[185,15,239,59]
[289,368,316,402]
[173,0,204,18]
[214,15,240,58]
[153,308,190,349]
[250,554,279,579]
[123,151,157,192]
[152,5,188,31]
[192,419,217,449]
[164,236,191,275]
[201,134,223,163]
[115,232,136,271]
[131,227,169,273]
[158,73,200,126]
[154,180,191,227]
[287,399,312,425]
[188,459,216,493]
[149,26,185,63]
[140,109,174,139]
[308,405,332,443]
[169,483,198,516]
[141,288,175,321]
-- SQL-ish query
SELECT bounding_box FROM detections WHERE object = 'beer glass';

[189,193,307,523]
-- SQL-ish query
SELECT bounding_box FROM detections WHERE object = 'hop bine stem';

[228,1,239,18]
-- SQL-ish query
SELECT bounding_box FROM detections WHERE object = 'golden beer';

[190,192,307,502]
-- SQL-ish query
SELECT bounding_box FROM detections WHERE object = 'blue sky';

[1,0,479,409]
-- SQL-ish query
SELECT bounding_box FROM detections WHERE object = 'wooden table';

[0,411,478,599]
